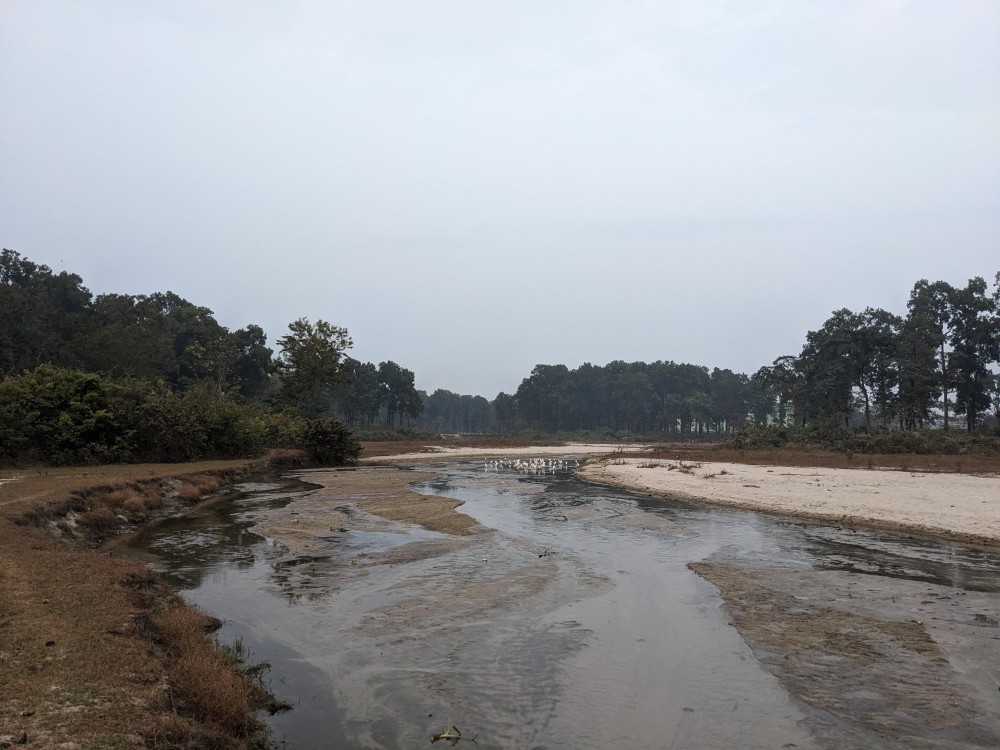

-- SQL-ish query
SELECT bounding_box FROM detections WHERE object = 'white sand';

[363,443,644,462]
[578,457,1000,546]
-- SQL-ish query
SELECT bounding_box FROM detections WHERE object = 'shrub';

[79,506,117,531]
[299,417,361,465]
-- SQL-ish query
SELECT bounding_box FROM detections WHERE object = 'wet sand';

[578,457,1000,547]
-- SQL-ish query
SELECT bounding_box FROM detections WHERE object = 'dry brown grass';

[0,460,257,521]
[0,458,272,749]
[152,605,268,740]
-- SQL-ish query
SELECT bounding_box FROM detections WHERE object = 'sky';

[2,1,998,398]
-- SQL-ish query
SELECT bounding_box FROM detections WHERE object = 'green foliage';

[276,318,352,415]
[298,417,361,465]
[377,360,423,428]
[0,366,329,465]
[0,251,370,466]
[0,365,131,464]
[0,249,93,375]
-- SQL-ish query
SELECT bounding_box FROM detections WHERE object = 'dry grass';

[0,457,273,749]
[152,605,268,740]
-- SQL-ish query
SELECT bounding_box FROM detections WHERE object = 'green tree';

[709,368,751,433]
[0,249,93,375]
[853,308,902,430]
[337,358,382,426]
[492,392,517,434]
[377,360,422,428]
[229,324,273,400]
[897,305,941,429]
[907,280,958,429]
[948,276,999,430]
[276,318,352,416]
[795,309,862,427]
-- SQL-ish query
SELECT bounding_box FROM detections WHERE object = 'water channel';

[117,461,1000,749]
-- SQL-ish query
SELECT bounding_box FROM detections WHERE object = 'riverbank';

[578,457,1000,548]
[0,458,285,750]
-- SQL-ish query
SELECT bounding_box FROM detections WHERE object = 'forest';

[1,248,998,465]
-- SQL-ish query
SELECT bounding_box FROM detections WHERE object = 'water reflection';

[120,480,317,588]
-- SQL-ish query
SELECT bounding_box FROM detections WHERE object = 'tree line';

[496,275,999,436]
[495,275,1000,436]
[2,248,997,462]
[0,249,427,463]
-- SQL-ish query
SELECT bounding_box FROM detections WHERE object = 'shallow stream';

[117,462,1000,749]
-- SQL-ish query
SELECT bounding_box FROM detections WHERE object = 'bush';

[299,418,361,465]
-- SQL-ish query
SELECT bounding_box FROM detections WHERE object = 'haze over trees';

[1,248,998,464]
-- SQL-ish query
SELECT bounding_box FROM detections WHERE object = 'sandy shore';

[578,457,1000,547]
[362,442,636,462]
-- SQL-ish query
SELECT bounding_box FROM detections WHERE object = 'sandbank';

[362,442,638,462]
[578,457,1000,547]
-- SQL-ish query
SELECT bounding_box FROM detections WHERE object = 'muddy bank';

[690,561,1000,749]
[579,458,1000,547]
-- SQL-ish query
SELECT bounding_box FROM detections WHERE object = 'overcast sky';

[2,1,998,397]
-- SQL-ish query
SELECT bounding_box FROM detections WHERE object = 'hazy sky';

[2,1,998,397]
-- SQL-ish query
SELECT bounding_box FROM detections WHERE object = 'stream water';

[117,462,1000,750]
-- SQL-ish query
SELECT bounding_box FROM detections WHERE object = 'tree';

[276,318,352,416]
[377,360,422,428]
[948,277,999,431]
[795,309,862,428]
[337,358,382,426]
[492,392,517,434]
[897,305,941,429]
[709,368,751,433]
[0,249,93,375]
[907,280,958,429]
[853,308,902,430]
[229,324,273,400]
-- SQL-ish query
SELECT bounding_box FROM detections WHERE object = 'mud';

[689,562,1000,749]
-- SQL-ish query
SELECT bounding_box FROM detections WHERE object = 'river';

[117,461,1000,749]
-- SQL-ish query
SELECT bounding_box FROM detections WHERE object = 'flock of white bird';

[483,457,577,473]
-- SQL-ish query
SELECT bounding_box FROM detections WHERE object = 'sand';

[361,442,637,462]
[578,457,1000,547]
